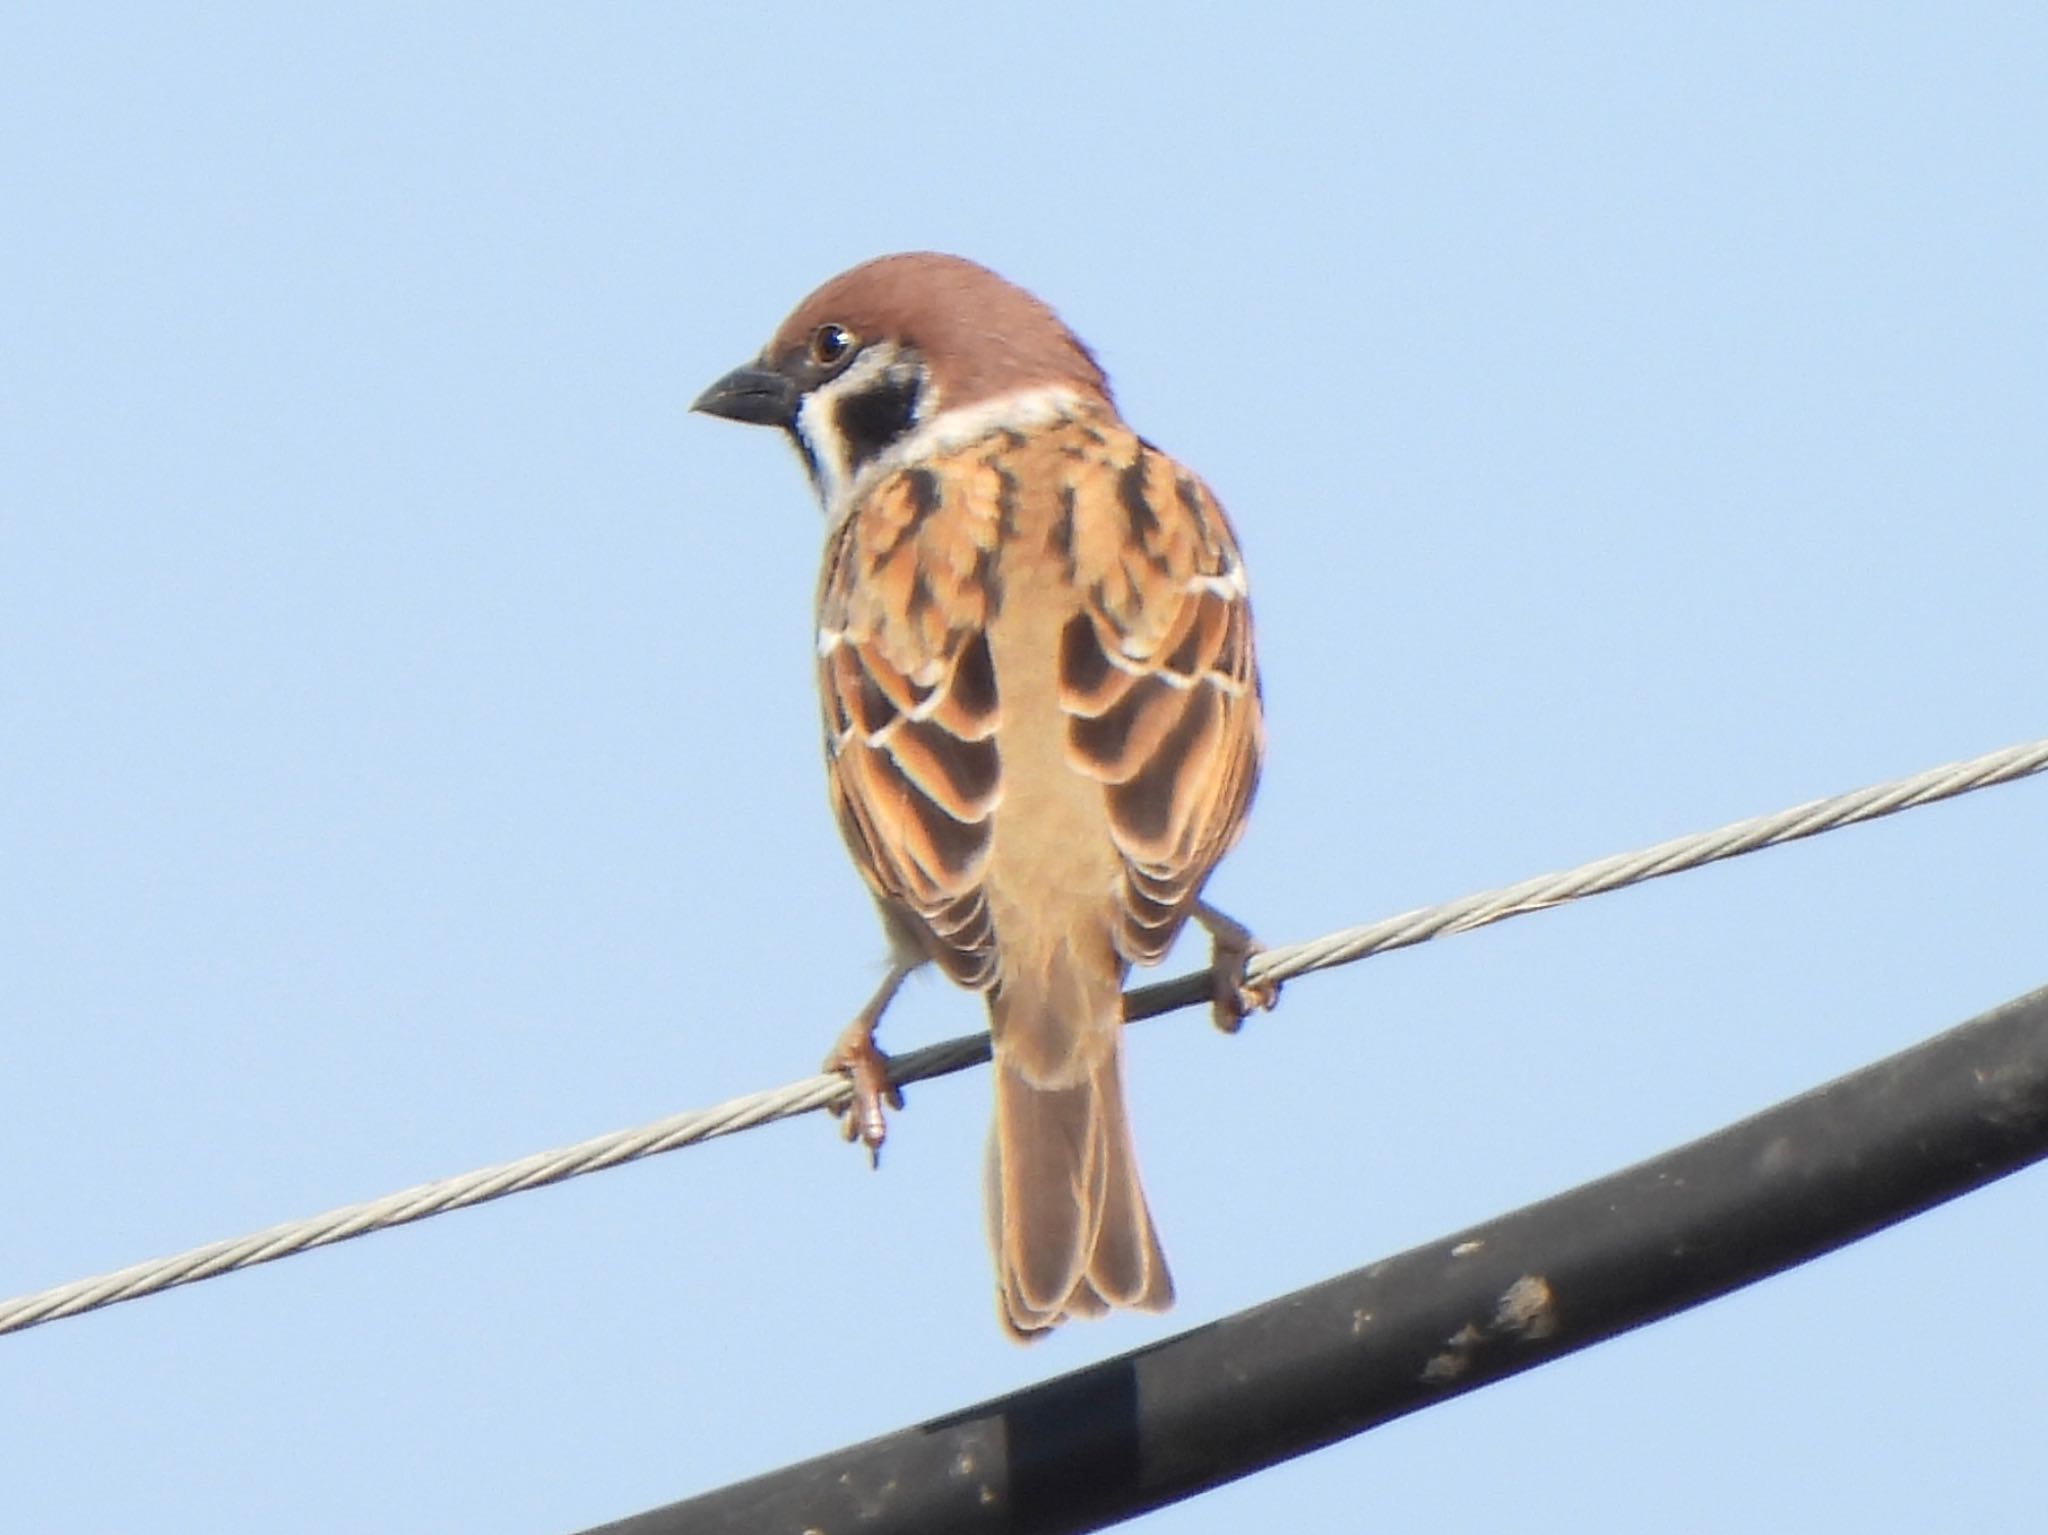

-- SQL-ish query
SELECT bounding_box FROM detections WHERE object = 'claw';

[823,1022,903,1165]
[823,962,914,1165]
[1193,900,1279,1034]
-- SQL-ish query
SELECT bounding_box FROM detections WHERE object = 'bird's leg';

[1192,901,1279,1033]
[823,961,914,1165]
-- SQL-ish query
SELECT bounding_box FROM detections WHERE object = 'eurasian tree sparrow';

[694,253,1268,1336]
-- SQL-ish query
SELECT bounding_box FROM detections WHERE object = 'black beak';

[691,363,799,429]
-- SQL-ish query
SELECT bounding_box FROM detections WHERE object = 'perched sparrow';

[693,253,1268,1337]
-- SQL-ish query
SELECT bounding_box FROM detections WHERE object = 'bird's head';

[692,252,1112,513]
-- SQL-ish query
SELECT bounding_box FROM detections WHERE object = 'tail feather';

[986,990,1173,1338]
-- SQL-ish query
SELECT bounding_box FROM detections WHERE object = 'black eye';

[809,323,854,368]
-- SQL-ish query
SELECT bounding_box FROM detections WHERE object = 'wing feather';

[1057,437,1263,966]
[819,462,1005,989]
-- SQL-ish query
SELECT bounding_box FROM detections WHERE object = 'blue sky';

[3,6,2044,1531]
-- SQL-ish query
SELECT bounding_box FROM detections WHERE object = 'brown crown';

[769,252,1112,411]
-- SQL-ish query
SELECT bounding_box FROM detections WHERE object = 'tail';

[985,981,1173,1339]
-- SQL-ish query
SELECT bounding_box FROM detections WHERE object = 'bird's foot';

[823,1021,902,1166]
[823,963,914,1165]
[1193,901,1279,1034]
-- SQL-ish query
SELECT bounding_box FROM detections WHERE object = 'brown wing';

[1056,432,1263,966]
[817,461,1008,987]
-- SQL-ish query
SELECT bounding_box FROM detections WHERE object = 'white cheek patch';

[795,390,850,512]
[795,346,912,517]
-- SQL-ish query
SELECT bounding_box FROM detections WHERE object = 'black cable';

[577,979,2048,1535]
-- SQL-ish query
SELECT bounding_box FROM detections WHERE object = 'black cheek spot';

[835,375,924,473]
